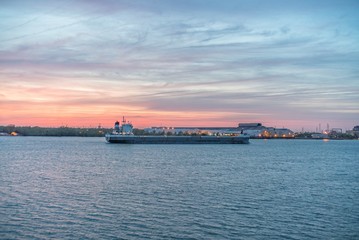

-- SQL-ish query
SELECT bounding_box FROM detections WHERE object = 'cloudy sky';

[1,0,358,131]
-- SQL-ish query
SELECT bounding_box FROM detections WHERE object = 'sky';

[1,0,358,131]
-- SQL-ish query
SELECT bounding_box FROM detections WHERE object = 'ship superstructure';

[112,117,134,135]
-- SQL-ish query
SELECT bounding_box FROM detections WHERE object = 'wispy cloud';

[0,0,358,129]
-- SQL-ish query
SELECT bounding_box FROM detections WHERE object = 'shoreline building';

[346,125,359,138]
[144,123,294,138]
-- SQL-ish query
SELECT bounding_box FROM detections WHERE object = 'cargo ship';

[105,118,250,144]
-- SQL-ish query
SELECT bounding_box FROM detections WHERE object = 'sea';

[0,137,358,239]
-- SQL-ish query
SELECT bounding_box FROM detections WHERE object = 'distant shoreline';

[1,126,357,140]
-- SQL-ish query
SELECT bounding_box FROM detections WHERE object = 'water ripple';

[1,137,358,239]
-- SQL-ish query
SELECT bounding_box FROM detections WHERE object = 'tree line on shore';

[0,125,111,137]
[0,125,175,137]
[0,125,211,137]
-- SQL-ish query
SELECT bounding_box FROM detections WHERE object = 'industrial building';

[144,123,294,138]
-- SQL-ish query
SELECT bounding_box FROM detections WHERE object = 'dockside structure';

[144,123,294,138]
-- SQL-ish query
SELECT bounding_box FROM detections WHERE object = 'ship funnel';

[114,121,120,133]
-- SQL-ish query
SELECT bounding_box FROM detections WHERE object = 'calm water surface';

[1,137,358,239]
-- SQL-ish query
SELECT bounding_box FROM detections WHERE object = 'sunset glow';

[1,0,358,131]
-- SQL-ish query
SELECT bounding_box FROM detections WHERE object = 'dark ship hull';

[105,134,249,144]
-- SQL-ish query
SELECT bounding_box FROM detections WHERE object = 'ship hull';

[105,134,249,144]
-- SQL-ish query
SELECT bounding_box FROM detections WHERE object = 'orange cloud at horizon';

[3,98,354,132]
[1,79,357,132]
[1,80,357,132]
[1,75,270,129]
[1,102,261,129]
